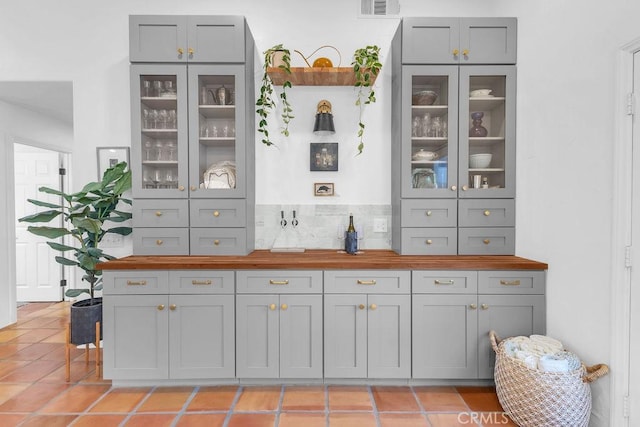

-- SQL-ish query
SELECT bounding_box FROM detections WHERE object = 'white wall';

[1,1,637,424]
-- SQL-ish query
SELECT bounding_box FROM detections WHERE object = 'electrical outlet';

[373,217,387,233]
[101,234,124,248]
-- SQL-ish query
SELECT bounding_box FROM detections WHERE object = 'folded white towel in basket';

[538,354,570,372]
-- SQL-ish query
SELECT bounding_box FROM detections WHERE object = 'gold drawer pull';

[178,185,185,191]
[156,239,163,245]
[177,47,184,55]
[213,211,220,217]
[484,210,491,216]
[281,304,288,311]
[370,303,377,310]
[169,304,176,311]
[188,47,194,55]
[157,304,165,311]
[462,49,469,56]
[127,280,147,286]
[426,210,432,216]
[451,185,457,191]
[192,280,212,285]
[155,211,163,217]
[426,239,433,245]
[483,239,491,245]
[481,304,489,310]
[269,280,289,285]
[453,48,459,55]
[462,185,469,191]
[357,279,376,285]
[469,304,477,310]
[269,303,277,311]
[434,279,454,285]
[500,280,521,286]
[213,240,220,246]
[359,304,366,310]
[190,185,197,191]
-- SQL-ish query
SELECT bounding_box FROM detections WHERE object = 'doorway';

[14,143,68,302]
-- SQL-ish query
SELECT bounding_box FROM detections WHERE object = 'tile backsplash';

[255,204,392,250]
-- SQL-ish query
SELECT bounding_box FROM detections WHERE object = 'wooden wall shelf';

[267,67,378,86]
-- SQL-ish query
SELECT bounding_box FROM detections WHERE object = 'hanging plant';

[256,44,294,146]
[352,45,382,155]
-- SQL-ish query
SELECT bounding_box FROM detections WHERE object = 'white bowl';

[412,150,439,161]
[470,89,492,98]
[469,153,492,168]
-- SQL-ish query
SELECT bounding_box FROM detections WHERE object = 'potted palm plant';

[18,161,132,345]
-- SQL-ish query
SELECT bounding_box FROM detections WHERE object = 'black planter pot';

[70,298,103,345]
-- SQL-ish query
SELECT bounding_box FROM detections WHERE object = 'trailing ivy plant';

[352,45,382,155]
[256,44,294,146]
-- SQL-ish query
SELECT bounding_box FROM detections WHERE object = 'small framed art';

[97,147,130,179]
[314,182,335,196]
[310,142,338,171]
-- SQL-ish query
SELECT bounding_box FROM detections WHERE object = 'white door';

[630,50,640,425]
[14,144,63,302]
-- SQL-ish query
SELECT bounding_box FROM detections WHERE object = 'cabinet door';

[458,66,516,198]
[103,295,169,380]
[129,16,188,63]
[460,18,517,65]
[279,295,323,378]
[324,294,367,378]
[169,295,235,379]
[367,294,411,378]
[188,65,246,198]
[477,294,546,378]
[412,294,478,379]
[131,64,189,199]
[402,65,459,199]
[236,295,279,378]
[402,18,460,64]
[187,16,245,63]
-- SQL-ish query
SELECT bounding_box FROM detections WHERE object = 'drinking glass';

[142,80,151,97]
[154,141,164,161]
[422,113,431,137]
[168,110,177,129]
[164,81,176,97]
[165,140,177,161]
[142,108,151,129]
[152,81,163,97]
[143,140,153,161]
[149,109,159,129]
[158,109,168,129]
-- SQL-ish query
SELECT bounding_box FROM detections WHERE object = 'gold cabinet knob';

[281,304,288,311]
[370,303,377,310]
[177,47,184,55]
[155,211,163,217]
[462,185,469,191]
[470,303,477,309]
[453,48,459,55]
[269,303,277,311]
[483,239,490,245]
[213,211,220,217]
[426,239,433,245]
[451,185,457,191]
[178,185,185,191]
[157,304,165,311]
[484,210,491,216]
[169,304,176,311]
[213,239,220,246]
[462,49,469,56]
[188,47,194,55]
[359,304,365,310]
[426,210,432,216]
[481,304,489,310]
[156,239,163,245]
[190,186,197,191]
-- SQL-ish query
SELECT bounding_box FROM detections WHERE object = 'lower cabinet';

[103,294,235,380]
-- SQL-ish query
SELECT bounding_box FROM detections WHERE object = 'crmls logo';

[457,412,511,424]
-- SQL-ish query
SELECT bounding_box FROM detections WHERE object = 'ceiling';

[0,81,73,125]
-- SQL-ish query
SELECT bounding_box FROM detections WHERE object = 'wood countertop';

[97,250,547,271]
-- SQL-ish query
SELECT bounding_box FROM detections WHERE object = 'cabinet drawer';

[103,270,169,295]
[190,199,246,227]
[458,228,515,255]
[478,271,545,295]
[236,270,322,294]
[133,228,189,255]
[401,228,457,255]
[412,271,478,294]
[324,270,410,294]
[190,228,248,255]
[169,270,235,294]
[458,199,514,227]
[401,199,457,227]
[132,199,189,228]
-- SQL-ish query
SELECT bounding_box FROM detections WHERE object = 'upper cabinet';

[402,18,517,65]
[129,15,245,63]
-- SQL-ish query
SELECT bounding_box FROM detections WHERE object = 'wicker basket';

[490,331,608,427]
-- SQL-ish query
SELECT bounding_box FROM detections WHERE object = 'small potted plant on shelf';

[256,44,294,146]
[352,45,382,155]
[18,161,132,346]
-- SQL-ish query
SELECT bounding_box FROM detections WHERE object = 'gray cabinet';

[324,271,411,378]
[103,270,235,381]
[129,16,255,255]
[402,17,517,65]
[129,15,245,63]
[236,270,323,378]
[392,19,517,255]
[411,270,545,380]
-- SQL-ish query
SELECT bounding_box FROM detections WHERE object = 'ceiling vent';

[360,0,400,16]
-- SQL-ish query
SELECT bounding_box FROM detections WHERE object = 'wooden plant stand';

[65,321,101,382]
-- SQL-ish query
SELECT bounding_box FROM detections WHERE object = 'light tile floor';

[0,303,516,426]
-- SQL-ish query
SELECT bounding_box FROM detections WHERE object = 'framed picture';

[96,147,130,179]
[314,182,335,196]
[310,142,338,171]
